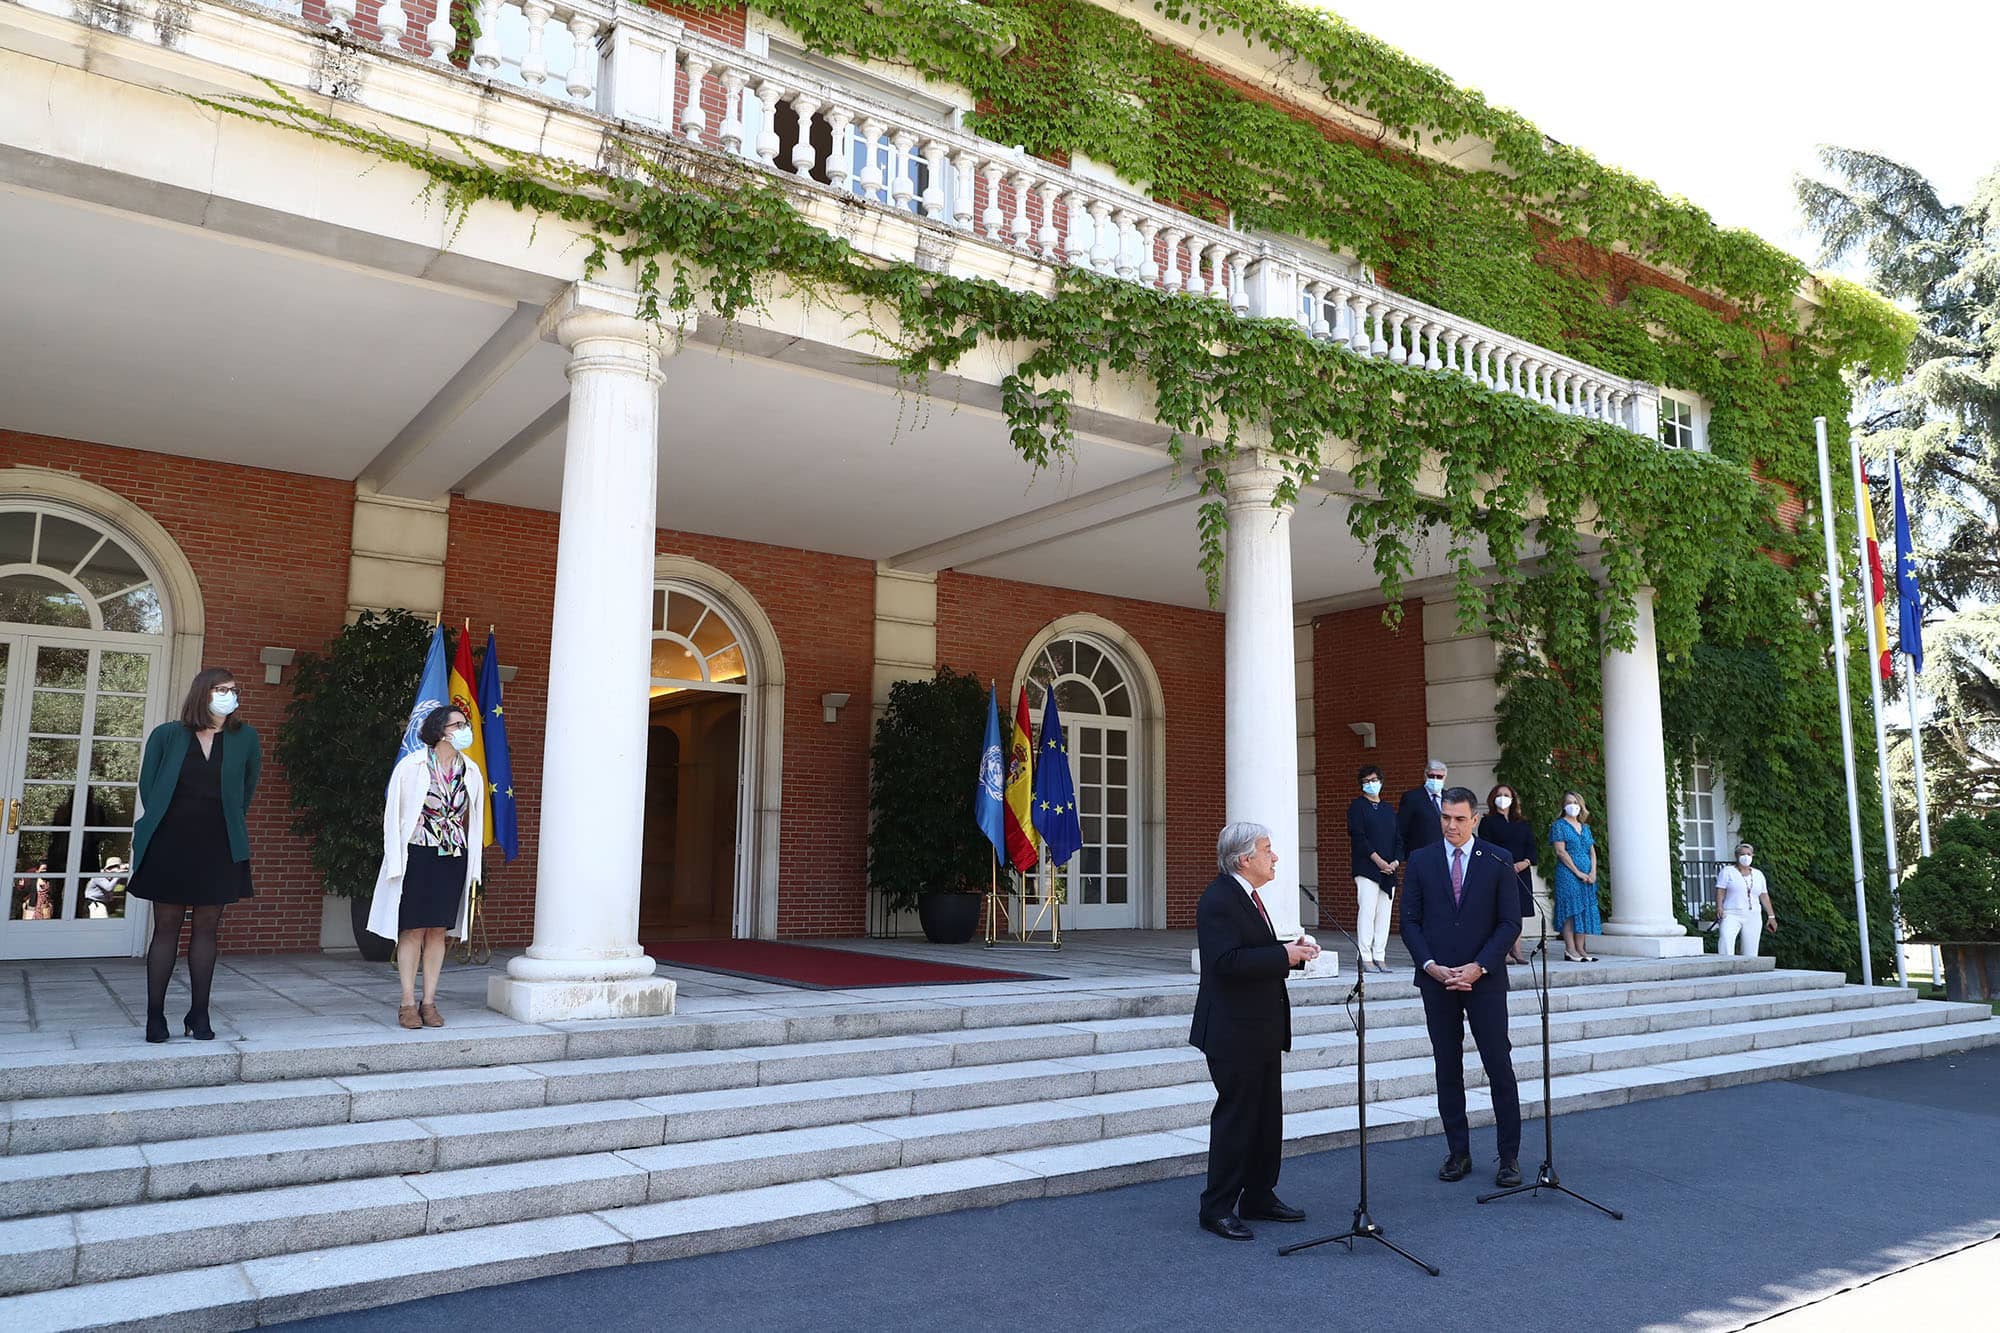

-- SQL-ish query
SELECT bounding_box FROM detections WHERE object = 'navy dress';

[1478,813,1536,919]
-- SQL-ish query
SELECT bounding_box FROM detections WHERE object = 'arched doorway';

[640,582,754,941]
[1020,629,1156,930]
[0,504,173,958]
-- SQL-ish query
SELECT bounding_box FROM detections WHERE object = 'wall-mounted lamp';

[821,692,851,724]
[258,647,296,686]
[1347,721,1377,749]
[497,665,519,684]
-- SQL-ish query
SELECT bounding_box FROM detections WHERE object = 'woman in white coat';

[369,703,484,1029]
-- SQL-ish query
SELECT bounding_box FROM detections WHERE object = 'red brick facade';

[0,430,354,954]
[1313,603,1429,935]
[934,572,1227,929]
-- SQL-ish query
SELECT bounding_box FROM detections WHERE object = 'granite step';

[6,1015,1995,1328]
[0,976,1901,1160]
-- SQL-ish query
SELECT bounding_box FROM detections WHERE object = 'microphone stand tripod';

[1475,908,1623,1219]
[1280,924,1439,1276]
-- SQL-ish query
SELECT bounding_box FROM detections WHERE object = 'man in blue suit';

[1400,786,1524,1187]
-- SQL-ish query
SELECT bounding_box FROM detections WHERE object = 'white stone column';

[1223,452,1305,942]
[489,284,687,1021]
[1591,586,1702,957]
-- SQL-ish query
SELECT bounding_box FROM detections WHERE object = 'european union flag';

[398,624,449,765]
[974,685,1007,863]
[1032,689,1083,868]
[1892,459,1923,675]
[478,631,520,861]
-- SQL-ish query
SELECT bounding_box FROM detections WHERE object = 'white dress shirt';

[1716,865,1769,914]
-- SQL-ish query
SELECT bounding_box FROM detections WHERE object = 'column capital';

[1223,449,1300,515]
[539,281,693,384]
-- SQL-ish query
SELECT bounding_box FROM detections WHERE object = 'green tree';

[1798,150,2000,831]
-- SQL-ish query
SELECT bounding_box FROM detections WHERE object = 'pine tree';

[1797,149,2000,824]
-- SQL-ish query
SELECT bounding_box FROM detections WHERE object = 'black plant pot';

[350,895,395,963]
[917,892,983,945]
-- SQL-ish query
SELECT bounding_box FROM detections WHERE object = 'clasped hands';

[1426,961,1483,991]
[1284,937,1322,967]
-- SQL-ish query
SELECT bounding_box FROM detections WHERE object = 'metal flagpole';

[1816,417,1874,986]
[1891,444,1939,982]
[1849,441,1907,987]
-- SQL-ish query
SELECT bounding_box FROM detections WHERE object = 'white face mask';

[210,689,239,717]
[1563,802,1581,818]
[1424,777,1444,796]
[1737,854,1753,867]
[447,726,475,752]
[1362,780,1382,796]
[1494,795,1512,811]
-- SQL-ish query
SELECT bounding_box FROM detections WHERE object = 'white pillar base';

[1581,933,1705,959]
[488,973,678,1023]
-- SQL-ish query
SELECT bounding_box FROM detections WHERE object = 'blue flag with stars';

[477,631,520,861]
[1892,459,1922,675]
[1032,689,1083,868]
[974,685,1007,863]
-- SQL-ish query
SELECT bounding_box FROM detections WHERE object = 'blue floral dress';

[1549,818,1602,934]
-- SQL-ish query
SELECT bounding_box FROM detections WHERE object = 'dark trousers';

[1419,981,1522,1161]
[1201,1051,1283,1220]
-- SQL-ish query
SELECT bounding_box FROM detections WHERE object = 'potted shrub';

[277,610,434,962]
[868,668,992,944]
[1899,810,2000,1001]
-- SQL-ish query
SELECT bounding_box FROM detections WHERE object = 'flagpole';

[1816,418,1874,986]
[1849,440,1906,987]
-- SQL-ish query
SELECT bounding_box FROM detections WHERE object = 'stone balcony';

[8,0,1659,435]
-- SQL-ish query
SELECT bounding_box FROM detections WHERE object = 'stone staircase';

[3,956,1996,1329]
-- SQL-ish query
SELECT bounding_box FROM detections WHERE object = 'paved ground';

[0,930,1419,1043]
[285,1048,2000,1333]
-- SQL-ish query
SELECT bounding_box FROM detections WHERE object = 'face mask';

[210,690,239,716]
[1424,777,1444,796]
[1362,781,1382,796]
[1737,854,1753,867]
[1494,795,1512,811]
[1564,802,1580,818]
[447,726,475,752]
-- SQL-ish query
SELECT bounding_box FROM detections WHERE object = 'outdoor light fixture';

[498,665,519,683]
[1348,721,1378,749]
[258,647,296,685]
[821,692,851,724]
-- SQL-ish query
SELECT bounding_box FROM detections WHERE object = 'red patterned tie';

[1451,847,1465,907]
[1250,889,1274,933]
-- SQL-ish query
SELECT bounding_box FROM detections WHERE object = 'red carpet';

[641,939,1048,989]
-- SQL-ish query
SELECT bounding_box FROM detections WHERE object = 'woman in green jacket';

[126,667,260,1043]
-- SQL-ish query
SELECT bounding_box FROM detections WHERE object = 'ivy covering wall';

[221,0,1912,975]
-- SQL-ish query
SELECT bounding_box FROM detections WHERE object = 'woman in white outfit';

[1714,842,1777,957]
[1346,764,1401,973]
[369,704,484,1029]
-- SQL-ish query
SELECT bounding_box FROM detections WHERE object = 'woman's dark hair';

[1487,783,1525,822]
[417,703,468,748]
[179,667,243,731]
[1357,764,1383,785]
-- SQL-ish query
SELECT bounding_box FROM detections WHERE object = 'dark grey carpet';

[288,1048,2000,1332]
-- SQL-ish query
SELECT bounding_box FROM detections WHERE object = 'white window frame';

[1658,389,1709,453]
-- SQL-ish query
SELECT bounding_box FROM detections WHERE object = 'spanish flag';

[1003,685,1038,872]
[448,623,493,846]
[1860,475,1891,681]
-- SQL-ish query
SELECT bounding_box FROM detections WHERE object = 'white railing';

[127,0,1656,431]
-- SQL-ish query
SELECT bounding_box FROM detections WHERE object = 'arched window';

[0,509,164,635]
[650,586,749,694]
[1024,633,1136,926]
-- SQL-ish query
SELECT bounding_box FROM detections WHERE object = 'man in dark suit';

[1396,757,1450,859]
[1400,786,1524,1188]
[1189,821,1320,1240]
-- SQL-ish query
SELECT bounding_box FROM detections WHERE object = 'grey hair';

[1736,841,1754,855]
[1426,757,1448,774]
[1217,822,1272,875]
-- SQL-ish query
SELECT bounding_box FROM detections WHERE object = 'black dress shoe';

[1200,1215,1255,1241]
[1241,1200,1306,1223]
[1437,1153,1473,1182]
[1494,1159,1523,1188]
[144,1010,169,1044]
[182,1009,215,1041]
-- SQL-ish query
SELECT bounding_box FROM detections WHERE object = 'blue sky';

[1308,0,1997,267]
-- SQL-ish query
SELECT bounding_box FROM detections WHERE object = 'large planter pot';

[1938,942,2000,1003]
[917,892,983,945]
[350,895,395,963]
